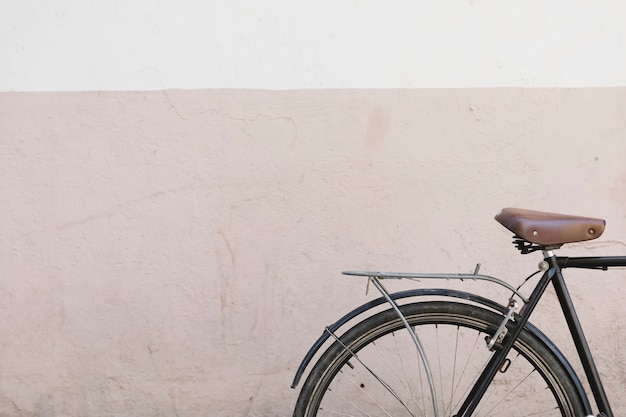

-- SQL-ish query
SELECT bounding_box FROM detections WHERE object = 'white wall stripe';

[2,1,626,90]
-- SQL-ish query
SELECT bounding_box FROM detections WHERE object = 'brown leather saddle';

[495,207,605,246]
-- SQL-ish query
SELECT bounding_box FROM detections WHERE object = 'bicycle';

[290,207,625,417]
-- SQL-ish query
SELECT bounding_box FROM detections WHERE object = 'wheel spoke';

[328,337,417,417]
[295,302,585,417]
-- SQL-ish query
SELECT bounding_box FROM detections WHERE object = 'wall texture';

[3,1,626,90]
[3,1,626,416]
[1,88,626,416]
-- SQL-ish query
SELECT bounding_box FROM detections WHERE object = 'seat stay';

[455,255,558,417]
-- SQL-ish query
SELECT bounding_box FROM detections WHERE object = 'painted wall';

[3,1,626,90]
[2,2,626,417]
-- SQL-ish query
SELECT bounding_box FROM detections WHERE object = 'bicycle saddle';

[495,207,605,246]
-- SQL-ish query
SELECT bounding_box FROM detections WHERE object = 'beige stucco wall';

[1,88,626,416]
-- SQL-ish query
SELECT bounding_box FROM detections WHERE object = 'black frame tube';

[556,255,626,270]
[457,267,556,417]
[549,255,614,417]
[457,254,618,417]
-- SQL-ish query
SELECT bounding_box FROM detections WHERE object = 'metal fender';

[290,288,591,414]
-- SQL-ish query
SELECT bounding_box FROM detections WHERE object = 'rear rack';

[343,267,529,303]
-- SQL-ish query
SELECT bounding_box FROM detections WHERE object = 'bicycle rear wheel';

[294,301,585,417]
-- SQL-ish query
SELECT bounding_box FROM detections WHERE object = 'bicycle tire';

[294,301,585,417]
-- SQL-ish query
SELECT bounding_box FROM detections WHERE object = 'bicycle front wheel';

[294,301,585,417]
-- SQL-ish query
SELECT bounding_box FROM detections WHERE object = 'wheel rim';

[299,302,583,417]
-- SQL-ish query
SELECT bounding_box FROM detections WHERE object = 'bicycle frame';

[456,251,626,417]
[552,253,626,417]
[292,252,626,417]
